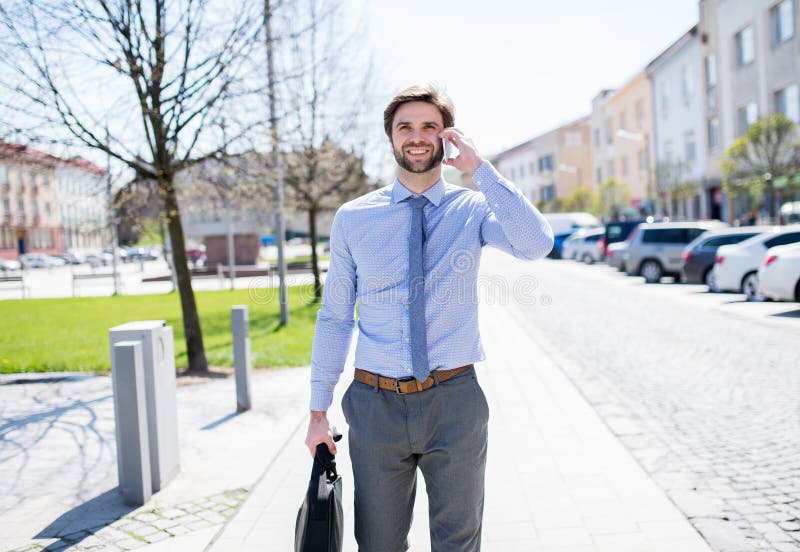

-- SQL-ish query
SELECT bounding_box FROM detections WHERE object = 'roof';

[645,25,700,75]
[0,141,106,175]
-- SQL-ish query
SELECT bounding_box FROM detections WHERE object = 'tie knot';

[409,195,429,209]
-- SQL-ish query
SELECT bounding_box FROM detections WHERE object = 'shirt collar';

[390,177,445,207]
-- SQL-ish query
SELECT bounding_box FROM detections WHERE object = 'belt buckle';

[395,377,414,394]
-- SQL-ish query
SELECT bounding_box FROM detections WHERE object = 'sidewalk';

[207,300,713,552]
[0,300,713,552]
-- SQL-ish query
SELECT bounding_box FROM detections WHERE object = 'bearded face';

[392,137,443,173]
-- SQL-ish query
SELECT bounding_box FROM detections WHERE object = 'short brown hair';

[383,84,455,139]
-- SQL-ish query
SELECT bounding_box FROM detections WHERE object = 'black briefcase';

[295,434,343,552]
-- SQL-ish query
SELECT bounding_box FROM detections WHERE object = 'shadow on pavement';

[34,487,135,549]
[771,309,800,318]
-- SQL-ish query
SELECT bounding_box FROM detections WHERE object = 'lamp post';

[106,126,119,295]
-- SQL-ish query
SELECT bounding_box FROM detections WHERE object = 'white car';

[606,241,629,271]
[20,253,66,269]
[758,243,800,302]
[713,225,800,301]
[571,227,606,264]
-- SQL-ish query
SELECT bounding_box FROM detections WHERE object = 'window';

[701,234,758,248]
[529,162,536,175]
[775,84,800,123]
[736,26,754,65]
[684,131,696,162]
[705,54,717,90]
[764,232,800,247]
[681,65,693,104]
[510,167,516,180]
[605,117,613,144]
[664,140,674,163]
[621,156,629,176]
[708,118,720,152]
[538,155,554,172]
[519,165,525,178]
[17,198,24,219]
[594,129,600,147]
[2,198,9,217]
[42,174,49,188]
[45,202,51,216]
[635,100,644,127]
[660,82,670,119]
[31,200,38,218]
[596,168,602,183]
[15,168,22,192]
[619,111,627,131]
[737,102,758,135]
[0,164,7,188]
[29,172,37,189]
[606,160,614,178]
[772,0,795,45]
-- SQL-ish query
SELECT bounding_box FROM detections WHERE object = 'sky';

[364,0,699,158]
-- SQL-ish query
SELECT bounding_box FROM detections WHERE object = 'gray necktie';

[408,195,430,382]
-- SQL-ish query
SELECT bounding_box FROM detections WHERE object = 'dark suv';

[602,219,646,260]
[681,226,772,290]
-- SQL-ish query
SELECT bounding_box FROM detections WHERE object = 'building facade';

[0,142,108,260]
[57,157,108,251]
[647,25,718,220]
[591,72,656,213]
[700,0,800,221]
[491,118,592,207]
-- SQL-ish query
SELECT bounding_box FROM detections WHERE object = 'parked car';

[544,212,601,259]
[85,250,114,267]
[714,225,800,301]
[571,227,606,264]
[681,226,773,291]
[561,232,582,260]
[758,243,800,302]
[20,253,66,269]
[125,246,159,262]
[625,221,727,283]
[0,258,22,271]
[54,251,85,265]
[605,241,629,271]
[602,219,647,260]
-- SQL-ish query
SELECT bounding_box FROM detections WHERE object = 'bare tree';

[284,141,371,298]
[277,0,377,299]
[0,0,264,373]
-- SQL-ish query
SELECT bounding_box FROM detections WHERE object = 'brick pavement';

[208,298,713,552]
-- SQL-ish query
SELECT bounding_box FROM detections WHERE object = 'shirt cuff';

[472,161,512,191]
[309,387,334,412]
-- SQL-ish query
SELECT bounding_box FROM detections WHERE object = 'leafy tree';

[561,186,599,214]
[597,178,632,220]
[723,114,800,222]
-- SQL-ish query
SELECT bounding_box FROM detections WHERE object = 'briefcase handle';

[313,428,342,479]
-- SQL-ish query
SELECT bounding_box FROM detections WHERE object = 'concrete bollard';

[111,340,152,506]
[231,305,252,411]
[109,321,180,492]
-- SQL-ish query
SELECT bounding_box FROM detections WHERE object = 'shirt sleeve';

[473,161,554,260]
[309,208,357,411]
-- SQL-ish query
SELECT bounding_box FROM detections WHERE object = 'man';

[305,84,554,551]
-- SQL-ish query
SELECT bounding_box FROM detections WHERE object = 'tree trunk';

[308,205,321,300]
[162,177,208,373]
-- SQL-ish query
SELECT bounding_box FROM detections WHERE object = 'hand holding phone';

[442,137,458,161]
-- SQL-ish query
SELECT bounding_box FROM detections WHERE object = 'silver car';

[625,221,728,283]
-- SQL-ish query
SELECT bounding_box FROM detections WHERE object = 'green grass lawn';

[0,285,321,374]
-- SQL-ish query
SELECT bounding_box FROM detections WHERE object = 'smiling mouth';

[405,147,431,158]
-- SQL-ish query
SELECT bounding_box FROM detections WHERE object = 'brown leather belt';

[353,365,473,394]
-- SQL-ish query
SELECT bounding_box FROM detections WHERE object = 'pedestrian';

[305,83,554,551]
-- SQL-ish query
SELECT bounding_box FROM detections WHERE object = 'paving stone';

[143,531,170,544]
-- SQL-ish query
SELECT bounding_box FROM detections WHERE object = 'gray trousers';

[341,367,489,552]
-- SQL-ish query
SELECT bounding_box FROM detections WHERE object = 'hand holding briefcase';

[295,431,343,552]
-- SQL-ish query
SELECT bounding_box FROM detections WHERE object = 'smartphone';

[442,138,458,161]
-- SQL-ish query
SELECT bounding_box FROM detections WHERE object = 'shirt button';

[404,338,409,343]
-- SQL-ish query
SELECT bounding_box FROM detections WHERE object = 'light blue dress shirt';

[309,161,554,410]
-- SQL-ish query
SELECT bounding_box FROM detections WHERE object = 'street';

[487,248,800,552]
